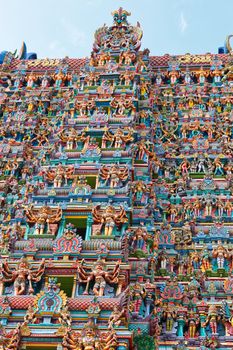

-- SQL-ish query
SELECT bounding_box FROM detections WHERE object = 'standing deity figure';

[202,194,215,217]
[92,205,128,236]
[77,259,120,296]
[111,96,135,116]
[192,198,201,217]
[41,71,49,88]
[225,199,233,217]
[58,305,72,327]
[26,73,36,88]
[184,68,192,84]
[213,157,224,175]
[186,310,199,338]
[198,66,206,84]
[131,181,151,204]
[26,205,62,235]
[53,69,65,88]
[59,128,88,150]
[200,247,211,272]
[134,139,152,161]
[45,164,74,188]
[0,257,45,295]
[213,245,229,269]
[203,305,220,334]
[99,164,129,188]
[216,198,224,217]
[168,204,179,222]
[180,158,190,175]
[102,128,133,149]
[190,251,200,270]
[133,227,148,250]
[158,250,168,270]
[162,304,177,332]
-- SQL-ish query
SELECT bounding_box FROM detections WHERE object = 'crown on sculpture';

[111,7,131,26]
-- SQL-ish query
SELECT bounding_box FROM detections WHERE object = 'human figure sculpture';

[99,165,128,188]
[62,320,117,350]
[1,257,45,295]
[186,310,199,338]
[102,128,133,149]
[26,205,62,235]
[45,164,74,188]
[108,306,125,329]
[162,304,177,332]
[203,305,220,334]
[213,245,229,269]
[77,259,120,296]
[92,205,128,236]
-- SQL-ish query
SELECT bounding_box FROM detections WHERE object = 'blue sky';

[0,0,232,58]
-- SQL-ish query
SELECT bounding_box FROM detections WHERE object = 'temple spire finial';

[111,8,131,26]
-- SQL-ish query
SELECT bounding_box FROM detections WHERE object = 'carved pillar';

[72,276,77,298]
[86,214,93,240]
[177,317,186,337]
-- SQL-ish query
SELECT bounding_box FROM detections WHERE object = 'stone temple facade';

[0,7,232,350]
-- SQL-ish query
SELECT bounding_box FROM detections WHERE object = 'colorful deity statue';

[59,128,88,150]
[45,164,74,188]
[63,320,117,350]
[0,257,45,295]
[53,69,65,88]
[92,205,128,236]
[0,323,21,350]
[108,306,126,329]
[99,164,129,188]
[26,205,62,235]
[102,128,134,148]
[186,310,199,338]
[203,305,221,334]
[162,303,177,332]
[77,259,120,296]
[212,245,229,269]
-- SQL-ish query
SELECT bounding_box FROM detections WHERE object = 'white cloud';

[179,11,188,33]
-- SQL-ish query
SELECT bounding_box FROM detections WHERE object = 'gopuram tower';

[0,7,232,350]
